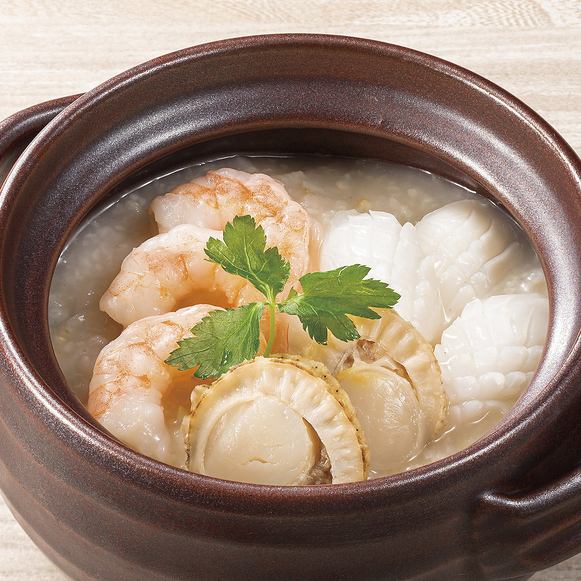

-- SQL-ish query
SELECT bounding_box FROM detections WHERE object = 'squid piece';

[435,293,549,425]
[319,210,445,344]
[415,200,527,323]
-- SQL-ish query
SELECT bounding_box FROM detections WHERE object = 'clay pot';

[0,35,579,580]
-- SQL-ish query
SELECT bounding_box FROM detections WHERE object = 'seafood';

[415,200,527,322]
[186,356,368,485]
[286,309,447,466]
[151,167,311,291]
[101,169,312,327]
[435,294,549,425]
[99,225,245,327]
[288,309,446,436]
[319,210,445,343]
[53,156,549,483]
[87,304,219,466]
[337,363,425,475]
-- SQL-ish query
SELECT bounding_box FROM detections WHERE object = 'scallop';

[291,309,447,437]
[185,356,368,485]
[415,200,527,323]
[336,363,425,475]
[285,309,447,472]
[435,293,549,425]
[319,210,445,343]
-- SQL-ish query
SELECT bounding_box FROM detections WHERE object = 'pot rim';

[1,33,580,509]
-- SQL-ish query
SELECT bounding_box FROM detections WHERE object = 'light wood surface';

[0,1,579,579]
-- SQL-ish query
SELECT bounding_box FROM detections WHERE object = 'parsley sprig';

[166,215,400,378]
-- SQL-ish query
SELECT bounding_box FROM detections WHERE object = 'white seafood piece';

[415,199,527,323]
[435,294,549,425]
[286,308,447,439]
[100,225,249,327]
[337,363,425,475]
[186,356,368,485]
[150,167,310,293]
[88,305,220,467]
[319,210,445,344]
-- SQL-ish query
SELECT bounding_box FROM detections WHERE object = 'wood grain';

[0,1,579,579]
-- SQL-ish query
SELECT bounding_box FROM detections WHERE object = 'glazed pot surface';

[0,36,580,580]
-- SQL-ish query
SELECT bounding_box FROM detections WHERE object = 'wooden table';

[1,1,579,578]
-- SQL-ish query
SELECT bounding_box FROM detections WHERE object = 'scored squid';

[415,199,528,323]
[185,356,369,485]
[435,293,549,425]
[319,210,445,344]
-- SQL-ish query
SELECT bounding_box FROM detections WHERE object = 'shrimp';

[151,167,311,289]
[87,304,219,467]
[101,169,312,327]
[99,225,249,327]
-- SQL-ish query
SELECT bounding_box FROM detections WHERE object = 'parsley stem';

[263,301,277,357]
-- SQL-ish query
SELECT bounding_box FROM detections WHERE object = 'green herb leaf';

[205,215,290,300]
[165,303,265,379]
[165,217,401,378]
[279,264,400,344]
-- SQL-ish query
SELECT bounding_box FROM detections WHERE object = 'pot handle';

[0,95,79,163]
[476,434,581,577]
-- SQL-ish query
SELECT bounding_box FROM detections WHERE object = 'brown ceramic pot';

[0,35,580,580]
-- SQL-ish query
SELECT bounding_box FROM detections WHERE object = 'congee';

[49,156,548,485]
